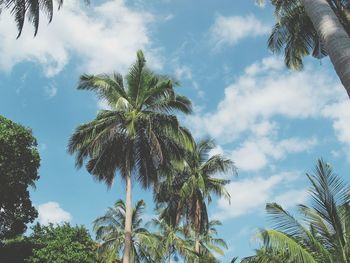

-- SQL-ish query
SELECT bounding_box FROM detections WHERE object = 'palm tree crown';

[245,159,350,263]
[94,199,158,262]
[268,0,350,70]
[68,50,192,188]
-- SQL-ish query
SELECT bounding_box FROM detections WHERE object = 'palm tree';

[150,218,195,262]
[187,220,228,262]
[0,0,64,38]
[156,139,235,261]
[245,159,350,262]
[265,0,350,98]
[93,199,159,263]
[68,50,193,263]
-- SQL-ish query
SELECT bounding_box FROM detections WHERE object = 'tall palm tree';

[68,50,193,263]
[93,199,159,263]
[244,159,350,262]
[265,0,350,98]
[0,0,64,38]
[156,139,235,261]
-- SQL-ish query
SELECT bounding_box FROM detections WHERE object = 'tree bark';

[194,199,201,263]
[303,0,350,98]
[123,172,132,263]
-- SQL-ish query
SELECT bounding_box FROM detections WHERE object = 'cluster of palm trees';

[68,50,350,263]
[68,51,235,263]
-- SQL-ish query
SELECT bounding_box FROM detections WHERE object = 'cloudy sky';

[1,0,350,260]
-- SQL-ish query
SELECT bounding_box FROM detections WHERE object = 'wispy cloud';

[44,83,58,98]
[210,14,270,49]
[215,172,307,220]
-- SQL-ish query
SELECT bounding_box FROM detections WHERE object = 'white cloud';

[187,56,350,170]
[274,189,308,208]
[188,57,342,143]
[44,84,58,98]
[231,137,317,172]
[37,202,72,225]
[215,172,307,220]
[322,101,350,145]
[210,14,270,48]
[0,0,159,76]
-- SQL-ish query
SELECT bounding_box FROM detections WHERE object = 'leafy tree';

[0,115,40,240]
[93,199,158,263]
[28,223,97,263]
[68,50,192,263]
[0,236,34,263]
[264,0,350,97]
[245,159,350,262]
[156,139,234,259]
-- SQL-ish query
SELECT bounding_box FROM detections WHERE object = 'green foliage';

[0,115,40,240]
[0,0,64,38]
[150,218,195,262]
[268,0,350,70]
[28,223,97,263]
[0,236,34,263]
[68,50,193,189]
[156,139,234,237]
[245,159,350,263]
[93,199,159,262]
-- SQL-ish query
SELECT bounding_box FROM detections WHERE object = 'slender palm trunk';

[303,0,350,98]
[194,199,201,263]
[194,236,200,263]
[123,172,132,263]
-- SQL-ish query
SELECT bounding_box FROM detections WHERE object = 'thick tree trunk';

[303,0,350,98]
[123,173,132,263]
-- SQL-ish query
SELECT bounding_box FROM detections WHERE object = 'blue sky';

[1,0,350,261]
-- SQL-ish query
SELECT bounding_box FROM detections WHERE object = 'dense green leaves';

[29,223,97,263]
[0,115,40,240]
[155,139,234,261]
[68,50,193,188]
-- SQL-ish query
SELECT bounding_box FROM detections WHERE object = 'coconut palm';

[187,220,228,262]
[68,50,193,263]
[0,0,64,38]
[93,199,159,263]
[156,139,235,261]
[264,0,350,98]
[150,218,195,262]
[245,159,350,262]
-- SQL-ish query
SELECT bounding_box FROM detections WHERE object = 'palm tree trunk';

[194,199,201,263]
[303,0,350,98]
[123,172,133,263]
[195,236,200,263]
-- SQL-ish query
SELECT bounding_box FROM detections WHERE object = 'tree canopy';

[29,223,97,263]
[0,115,40,240]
